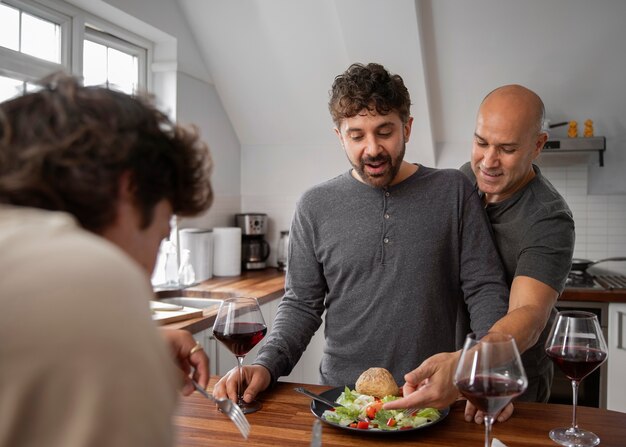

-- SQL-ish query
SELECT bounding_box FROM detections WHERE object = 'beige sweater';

[0,206,178,447]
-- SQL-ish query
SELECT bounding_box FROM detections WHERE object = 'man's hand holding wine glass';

[212,297,268,414]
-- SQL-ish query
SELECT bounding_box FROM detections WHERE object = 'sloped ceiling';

[178,0,626,176]
[177,0,436,166]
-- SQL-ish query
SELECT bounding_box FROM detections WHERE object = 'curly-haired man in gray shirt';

[214,63,511,407]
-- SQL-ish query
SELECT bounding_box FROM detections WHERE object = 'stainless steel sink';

[157,297,222,310]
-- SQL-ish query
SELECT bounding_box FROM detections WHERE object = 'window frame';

[0,0,70,80]
[0,0,151,91]
[83,24,148,92]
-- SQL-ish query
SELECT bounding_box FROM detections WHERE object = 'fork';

[192,379,250,439]
[401,407,418,418]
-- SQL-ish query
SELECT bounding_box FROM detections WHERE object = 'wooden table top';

[173,377,626,447]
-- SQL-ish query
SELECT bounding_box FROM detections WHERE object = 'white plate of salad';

[310,385,449,434]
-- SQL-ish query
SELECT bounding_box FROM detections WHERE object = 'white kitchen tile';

[566,170,587,182]
[587,202,608,213]
[587,250,609,260]
[608,210,626,221]
[566,188,589,197]
[608,195,626,207]
[607,226,626,236]
[586,220,608,230]
[587,233,608,243]
[587,195,608,204]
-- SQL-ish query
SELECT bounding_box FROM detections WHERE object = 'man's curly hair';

[328,63,411,127]
[0,72,213,233]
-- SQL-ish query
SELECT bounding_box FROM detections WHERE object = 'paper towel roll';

[212,227,242,276]
[179,228,213,282]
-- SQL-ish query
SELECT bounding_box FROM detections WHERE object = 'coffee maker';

[235,213,270,270]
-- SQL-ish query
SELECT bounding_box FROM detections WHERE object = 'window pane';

[107,47,137,94]
[25,82,42,93]
[0,4,19,51]
[0,75,23,102]
[83,39,107,86]
[21,12,61,63]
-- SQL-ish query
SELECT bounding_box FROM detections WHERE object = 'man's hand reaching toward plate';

[382,351,514,424]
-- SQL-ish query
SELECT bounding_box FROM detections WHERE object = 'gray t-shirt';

[459,162,575,398]
[255,166,510,386]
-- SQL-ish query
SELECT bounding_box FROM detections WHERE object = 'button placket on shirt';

[381,189,391,263]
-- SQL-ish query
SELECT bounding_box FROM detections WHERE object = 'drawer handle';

[618,311,625,350]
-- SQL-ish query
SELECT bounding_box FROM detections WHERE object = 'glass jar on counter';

[277,230,289,272]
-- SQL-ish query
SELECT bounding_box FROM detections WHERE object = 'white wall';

[239,0,626,269]
[70,0,626,271]
[72,0,243,230]
[176,72,241,230]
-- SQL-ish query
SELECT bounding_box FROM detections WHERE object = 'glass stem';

[570,380,580,431]
[236,355,245,407]
[484,415,494,447]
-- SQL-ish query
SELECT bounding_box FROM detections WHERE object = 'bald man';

[385,85,574,423]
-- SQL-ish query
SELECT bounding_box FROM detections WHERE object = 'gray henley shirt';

[255,166,510,387]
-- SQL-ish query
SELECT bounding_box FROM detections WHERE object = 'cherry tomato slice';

[365,401,383,419]
[357,421,369,429]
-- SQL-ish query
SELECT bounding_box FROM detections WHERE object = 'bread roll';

[355,367,399,398]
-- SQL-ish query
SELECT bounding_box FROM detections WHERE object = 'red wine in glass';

[456,375,526,415]
[213,297,267,414]
[454,332,527,447]
[213,322,267,356]
[546,346,607,382]
[545,311,608,447]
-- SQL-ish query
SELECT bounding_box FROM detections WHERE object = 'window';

[0,72,41,103]
[0,0,149,99]
[0,1,62,63]
[83,27,145,95]
[0,74,22,102]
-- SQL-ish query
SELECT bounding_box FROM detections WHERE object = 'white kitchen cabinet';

[607,303,626,412]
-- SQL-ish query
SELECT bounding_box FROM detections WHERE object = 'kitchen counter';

[173,376,626,446]
[561,286,626,303]
[156,269,285,333]
[156,269,626,333]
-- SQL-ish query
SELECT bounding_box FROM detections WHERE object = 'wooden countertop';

[561,286,626,303]
[173,377,626,447]
[156,269,286,333]
[156,268,626,333]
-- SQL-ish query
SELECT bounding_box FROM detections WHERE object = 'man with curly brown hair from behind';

[0,73,213,447]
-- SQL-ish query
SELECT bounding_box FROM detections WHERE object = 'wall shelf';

[543,136,606,166]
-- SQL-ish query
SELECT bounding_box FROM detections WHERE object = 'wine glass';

[545,311,608,446]
[213,297,267,414]
[454,332,528,447]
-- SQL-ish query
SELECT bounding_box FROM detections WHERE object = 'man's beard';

[350,142,405,188]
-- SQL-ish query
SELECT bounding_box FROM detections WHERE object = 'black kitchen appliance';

[235,213,270,270]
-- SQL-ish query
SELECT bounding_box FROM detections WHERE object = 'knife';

[310,419,322,447]
[294,387,341,408]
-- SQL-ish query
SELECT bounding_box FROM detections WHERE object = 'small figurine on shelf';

[567,120,578,138]
[584,119,594,137]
